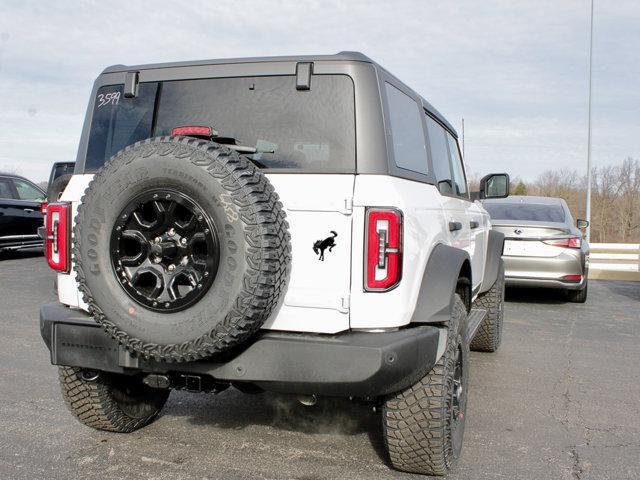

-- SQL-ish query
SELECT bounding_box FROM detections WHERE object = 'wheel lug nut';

[164,302,170,307]
[154,237,161,244]
[153,257,161,264]
[168,228,176,237]
[181,238,187,245]
[168,264,175,272]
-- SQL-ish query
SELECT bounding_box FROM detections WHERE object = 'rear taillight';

[543,237,581,248]
[40,202,48,215]
[561,274,583,282]
[45,202,71,272]
[365,208,403,291]
[171,125,214,137]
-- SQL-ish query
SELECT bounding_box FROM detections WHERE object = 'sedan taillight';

[45,202,71,272]
[365,208,403,291]
[543,236,581,248]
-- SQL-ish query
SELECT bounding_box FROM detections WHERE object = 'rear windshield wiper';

[225,144,274,155]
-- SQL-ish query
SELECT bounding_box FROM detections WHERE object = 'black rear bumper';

[40,303,443,398]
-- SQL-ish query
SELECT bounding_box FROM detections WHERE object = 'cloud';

[0,0,637,181]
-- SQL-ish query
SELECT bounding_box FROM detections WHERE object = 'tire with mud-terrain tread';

[58,366,169,433]
[74,136,291,362]
[470,260,504,352]
[383,294,469,476]
[567,281,588,303]
[47,174,72,202]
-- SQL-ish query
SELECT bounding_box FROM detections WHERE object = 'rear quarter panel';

[350,175,448,329]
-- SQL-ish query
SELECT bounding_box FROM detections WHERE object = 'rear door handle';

[449,221,463,232]
[23,208,35,213]
[470,220,480,229]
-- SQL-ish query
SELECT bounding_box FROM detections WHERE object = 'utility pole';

[585,0,594,242]
[461,117,465,160]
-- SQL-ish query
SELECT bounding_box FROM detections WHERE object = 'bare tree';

[524,158,639,243]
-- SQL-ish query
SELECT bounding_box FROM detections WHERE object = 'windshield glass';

[84,75,355,173]
[484,203,566,223]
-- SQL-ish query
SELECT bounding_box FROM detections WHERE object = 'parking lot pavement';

[0,252,638,480]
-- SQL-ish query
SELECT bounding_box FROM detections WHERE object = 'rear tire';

[470,260,505,352]
[382,295,469,476]
[58,366,169,433]
[47,174,72,202]
[567,281,588,303]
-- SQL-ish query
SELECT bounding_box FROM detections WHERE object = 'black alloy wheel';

[449,344,466,455]
[110,189,219,313]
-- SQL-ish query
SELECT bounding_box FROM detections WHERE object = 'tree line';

[470,157,640,243]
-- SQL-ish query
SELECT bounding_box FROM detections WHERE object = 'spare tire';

[74,136,291,362]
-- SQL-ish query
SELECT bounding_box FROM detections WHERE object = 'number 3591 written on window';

[97,91,121,108]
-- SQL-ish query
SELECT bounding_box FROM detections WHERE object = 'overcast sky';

[0,0,638,182]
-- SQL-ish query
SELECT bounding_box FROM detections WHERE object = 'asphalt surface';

[0,250,639,480]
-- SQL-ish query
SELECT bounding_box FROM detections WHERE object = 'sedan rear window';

[85,75,355,173]
[484,203,566,223]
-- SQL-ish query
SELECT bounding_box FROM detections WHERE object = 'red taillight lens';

[45,202,71,272]
[365,208,403,291]
[171,125,214,137]
[40,202,48,215]
[562,274,583,282]
[543,236,581,248]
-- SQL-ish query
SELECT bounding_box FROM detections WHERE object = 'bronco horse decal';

[313,231,337,261]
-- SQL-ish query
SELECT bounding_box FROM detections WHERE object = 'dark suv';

[0,173,45,253]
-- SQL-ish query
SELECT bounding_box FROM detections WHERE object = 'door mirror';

[478,173,510,199]
[577,219,589,229]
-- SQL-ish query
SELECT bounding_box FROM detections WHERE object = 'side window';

[424,113,453,194]
[384,83,428,174]
[446,133,467,196]
[0,178,14,199]
[14,179,45,201]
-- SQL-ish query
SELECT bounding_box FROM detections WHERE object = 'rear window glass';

[85,83,158,172]
[484,203,566,223]
[85,75,355,173]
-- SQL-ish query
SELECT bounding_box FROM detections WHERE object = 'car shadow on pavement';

[505,286,569,304]
[164,389,391,464]
[598,280,640,303]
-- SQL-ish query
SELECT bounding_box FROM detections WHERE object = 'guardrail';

[589,243,640,281]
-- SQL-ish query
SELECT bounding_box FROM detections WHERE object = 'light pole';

[585,0,594,242]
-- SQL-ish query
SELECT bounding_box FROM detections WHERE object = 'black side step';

[465,308,487,342]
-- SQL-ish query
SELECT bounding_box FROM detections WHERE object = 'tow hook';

[142,374,171,389]
[297,394,317,407]
[80,370,100,382]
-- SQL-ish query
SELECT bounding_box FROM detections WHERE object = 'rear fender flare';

[479,230,505,294]
[410,244,472,325]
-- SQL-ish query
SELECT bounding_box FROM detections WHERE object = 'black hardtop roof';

[102,51,457,136]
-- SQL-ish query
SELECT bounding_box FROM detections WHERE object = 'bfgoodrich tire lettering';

[383,294,469,476]
[74,137,291,362]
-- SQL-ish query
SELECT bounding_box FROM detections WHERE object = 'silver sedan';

[483,196,589,302]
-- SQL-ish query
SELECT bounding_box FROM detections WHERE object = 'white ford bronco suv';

[40,52,509,476]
